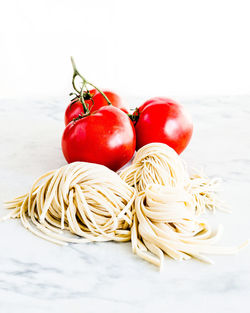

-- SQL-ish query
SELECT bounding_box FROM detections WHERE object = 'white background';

[0,0,250,100]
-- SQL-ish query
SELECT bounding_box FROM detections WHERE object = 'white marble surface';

[0,95,250,313]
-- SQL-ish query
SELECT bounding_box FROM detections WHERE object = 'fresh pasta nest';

[131,184,241,268]
[119,143,247,268]
[3,162,136,244]
[120,142,225,215]
[120,143,187,191]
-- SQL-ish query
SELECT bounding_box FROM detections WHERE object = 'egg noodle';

[1,143,247,268]
[120,143,226,215]
[130,184,246,268]
[119,143,247,268]
[2,162,136,245]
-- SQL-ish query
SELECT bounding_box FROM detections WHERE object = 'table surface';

[0,95,249,313]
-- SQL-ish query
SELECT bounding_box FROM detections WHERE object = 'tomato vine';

[70,57,111,114]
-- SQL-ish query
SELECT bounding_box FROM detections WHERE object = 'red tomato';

[134,97,193,154]
[62,106,136,171]
[64,90,129,125]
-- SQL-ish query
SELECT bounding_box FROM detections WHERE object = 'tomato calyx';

[72,112,91,123]
[69,91,95,110]
[128,107,140,125]
[70,57,111,115]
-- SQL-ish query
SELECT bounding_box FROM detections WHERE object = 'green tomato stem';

[87,82,111,105]
[70,57,112,114]
[71,57,89,113]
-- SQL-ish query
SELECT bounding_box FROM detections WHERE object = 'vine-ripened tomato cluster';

[61,58,193,171]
